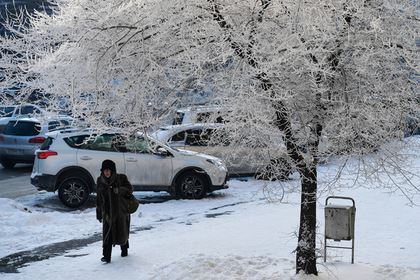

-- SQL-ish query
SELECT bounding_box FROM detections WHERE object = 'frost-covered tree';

[1,0,418,275]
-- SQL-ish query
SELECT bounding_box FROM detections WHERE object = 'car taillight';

[37,151,58,159]
[29,137,46,144]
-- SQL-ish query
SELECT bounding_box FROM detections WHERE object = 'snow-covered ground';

[1,137,420,279]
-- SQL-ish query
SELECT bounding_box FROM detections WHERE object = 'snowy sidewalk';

[1,177,419,279]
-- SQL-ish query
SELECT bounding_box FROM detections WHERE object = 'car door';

[124,136,173,190]
[186,128,254,175]
[75,134,126,182]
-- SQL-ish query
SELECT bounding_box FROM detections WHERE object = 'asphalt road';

[0,164,175,203]
[0,164,37,198]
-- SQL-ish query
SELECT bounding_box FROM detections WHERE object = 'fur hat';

[101,159,116,173]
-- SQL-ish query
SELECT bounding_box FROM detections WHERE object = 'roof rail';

[57,128,92,134]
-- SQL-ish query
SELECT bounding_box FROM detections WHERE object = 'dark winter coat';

[96,173,133,246]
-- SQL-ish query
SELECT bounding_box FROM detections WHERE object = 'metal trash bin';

[324,196,356,263]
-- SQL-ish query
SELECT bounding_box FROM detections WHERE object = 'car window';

[196,112,212,123]
[0,106,15,117]
[64,134,124,152]
[60,119,74,130]
[202,129,214,145]
[19,105,34,115]
[215,115,225,123]
[47,119,73,132]
[212,128,232,146]
[88,134,125,152]
[185,129,200,146]
[18,105,42,115]
[64,135,90,149]
[196,112,225,123]
[219,132,231,146]
[185,129,213,146]
[169,131,186,142]
[125,136,151,153]
[60,119,71,126]
[3,121,41,136]
[48,121,61,131]
[40,137,54,150]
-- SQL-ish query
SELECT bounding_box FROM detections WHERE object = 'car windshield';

[0,106,15,118]
[3,120,41,136]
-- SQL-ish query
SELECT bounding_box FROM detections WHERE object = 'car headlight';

[206,158,226,170]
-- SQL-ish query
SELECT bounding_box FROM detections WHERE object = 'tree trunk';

[273,100,319,275]
[296,164,318,275]
[207,1,321,275]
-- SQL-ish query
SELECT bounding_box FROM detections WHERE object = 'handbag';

[125,194,140,214]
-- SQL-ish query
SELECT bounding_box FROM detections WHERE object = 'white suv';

[31,129,228,208]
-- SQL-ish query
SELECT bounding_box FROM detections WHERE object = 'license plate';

[6,149,25,155]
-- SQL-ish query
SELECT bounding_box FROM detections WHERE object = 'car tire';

[255,158,292,181]
[58,177,90,208]
[177,171,207,199]
[0,159,16,169]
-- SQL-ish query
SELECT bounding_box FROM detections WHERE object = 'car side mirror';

[114,142,127,153]
[155,147,171,157]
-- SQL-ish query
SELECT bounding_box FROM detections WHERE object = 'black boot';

[121,247,128,257]
[121,241,129,257]
[101,256,111,263]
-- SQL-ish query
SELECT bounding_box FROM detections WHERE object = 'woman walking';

[96,159,133,263]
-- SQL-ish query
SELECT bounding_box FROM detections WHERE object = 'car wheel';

[58,177,90,208]
[255,158,292,181]
[0,159,16,169]
[177,171,207,199]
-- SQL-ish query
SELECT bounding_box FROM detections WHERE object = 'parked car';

[151,123,292,178]
[171,105,226,125]
[0,103,47,132]
[0,116,75,169]
[31,129,228,208]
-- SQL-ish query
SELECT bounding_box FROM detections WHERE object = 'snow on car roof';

[8,114,73,123]
[175,105,222,113]
[158,123,223,131]
[152,123,224,141]
[45,127,122,138]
